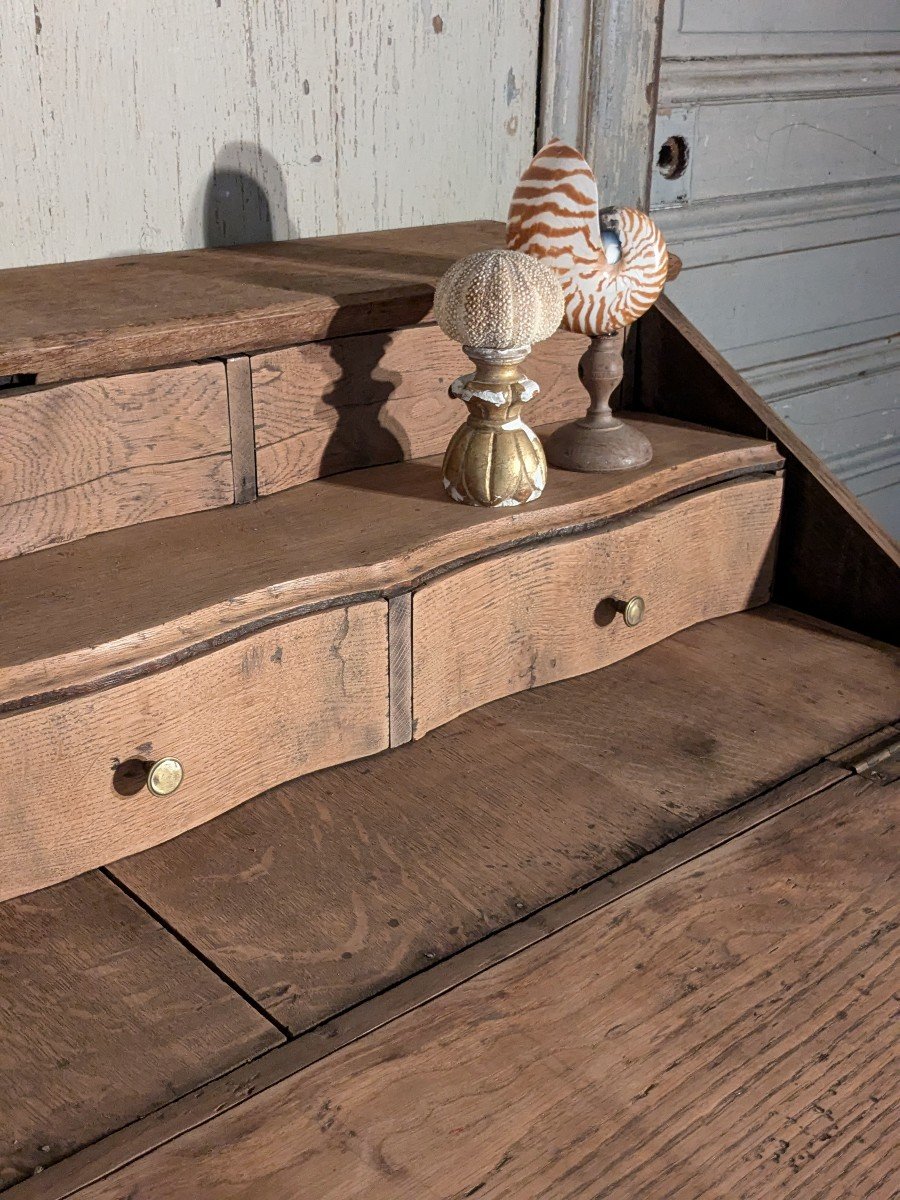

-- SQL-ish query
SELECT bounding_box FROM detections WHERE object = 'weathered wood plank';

[0,417,780,709]
[224,356,256,504]
[0,0,540,274]
[109,605,898,1037]
[541,0,665,208]
[0,871,281,1193]
[9,757,847,1200]
[0,602,389,901]
[413,474,781,735]
[0,223,503,383]
[253,326,589,493]
[387,592,413,748]
[0,364,232,560]
[74,772,899,1199]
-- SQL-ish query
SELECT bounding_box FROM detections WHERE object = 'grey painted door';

[651,2,900,537]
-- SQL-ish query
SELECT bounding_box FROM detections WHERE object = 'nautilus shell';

[506,140,668,336]
[433,248,564,350]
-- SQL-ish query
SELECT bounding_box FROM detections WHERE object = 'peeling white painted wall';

[0,0,540,267]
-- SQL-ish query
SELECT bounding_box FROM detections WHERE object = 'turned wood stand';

[0,223,897,1199]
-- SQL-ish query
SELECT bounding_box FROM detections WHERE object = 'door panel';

[653,4,900,537]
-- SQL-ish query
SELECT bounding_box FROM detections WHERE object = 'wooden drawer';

[0,602,389,901]
[251,325,589,494]
[0,362,234,560]
[412,475,782,736]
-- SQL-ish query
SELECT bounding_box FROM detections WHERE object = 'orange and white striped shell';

[506,140,668,336]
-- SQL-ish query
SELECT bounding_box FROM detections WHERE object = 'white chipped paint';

[450,373,541,407]
[518,377,540,402]
[0,0,541,268]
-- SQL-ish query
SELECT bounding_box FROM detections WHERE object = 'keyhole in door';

[657,135,689,180]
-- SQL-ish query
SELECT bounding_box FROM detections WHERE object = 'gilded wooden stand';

[442,346,547,507]
[544,330,653,472]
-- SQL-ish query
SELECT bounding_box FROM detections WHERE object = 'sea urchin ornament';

[433,249,564,508]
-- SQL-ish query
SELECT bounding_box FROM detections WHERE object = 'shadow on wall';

[194,141,298,247]
[195,143,445,496]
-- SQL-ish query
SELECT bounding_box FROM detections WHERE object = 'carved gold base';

[442,345,547,507]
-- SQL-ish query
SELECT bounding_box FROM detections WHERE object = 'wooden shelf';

[0,222,501,384]
[0,415,780,711]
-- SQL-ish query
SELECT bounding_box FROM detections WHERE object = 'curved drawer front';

[412,475,782,737]
[0,602,388,901]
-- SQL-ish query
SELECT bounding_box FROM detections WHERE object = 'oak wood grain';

[0,417,781,710]
[638,296,900,644]
[11,758,847,1200]
[253,326,590,492]
[414,474,782,735]
[0,363,232,560]
[0,602,388,901]
[0,223,501,384]
[224,356,256,504]
[76,773,899,1199]
[0,871,281,1193]
[387,593,412,748]
[109,605,899,1037]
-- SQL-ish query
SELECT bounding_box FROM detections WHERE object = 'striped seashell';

[506,139,668,336]
[433,248,564,350]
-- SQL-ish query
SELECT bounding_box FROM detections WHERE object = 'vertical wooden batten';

[388,592,413,747]
[225,356,257,504]
[539,0,665,207]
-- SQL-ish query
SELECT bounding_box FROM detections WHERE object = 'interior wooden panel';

[109,605,899,1036]
[0,363,233,560]
[413,474,782,736]
[252,326,590,493]
[0,222,503,384]
[0,602,389,901]
[79,773,898,1200]
[0,871,281,1193]
[637,297,900,644]
[0,418,781,710]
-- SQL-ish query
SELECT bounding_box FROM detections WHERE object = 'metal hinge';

[839,730,900,785]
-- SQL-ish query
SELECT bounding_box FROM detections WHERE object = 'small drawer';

[412,475,782,736]
[0,602,389,900]
[0,362,234,561]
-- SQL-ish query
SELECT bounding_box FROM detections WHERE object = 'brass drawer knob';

[147,757,184,797]
[617,596,645,627]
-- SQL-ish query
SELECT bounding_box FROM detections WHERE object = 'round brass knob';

[147,757,184,797]
[619,596,645,627]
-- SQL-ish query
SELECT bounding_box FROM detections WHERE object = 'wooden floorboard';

[73,773,900,1199]
[0,873,282,1193]
[108,605,899,1035]
[15,759,844,1200]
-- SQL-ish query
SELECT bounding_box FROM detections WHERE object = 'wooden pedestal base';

[545,330,653,472]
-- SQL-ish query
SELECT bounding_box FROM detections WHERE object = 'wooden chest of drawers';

[0,221,896,1199]
[0,402,783,897]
